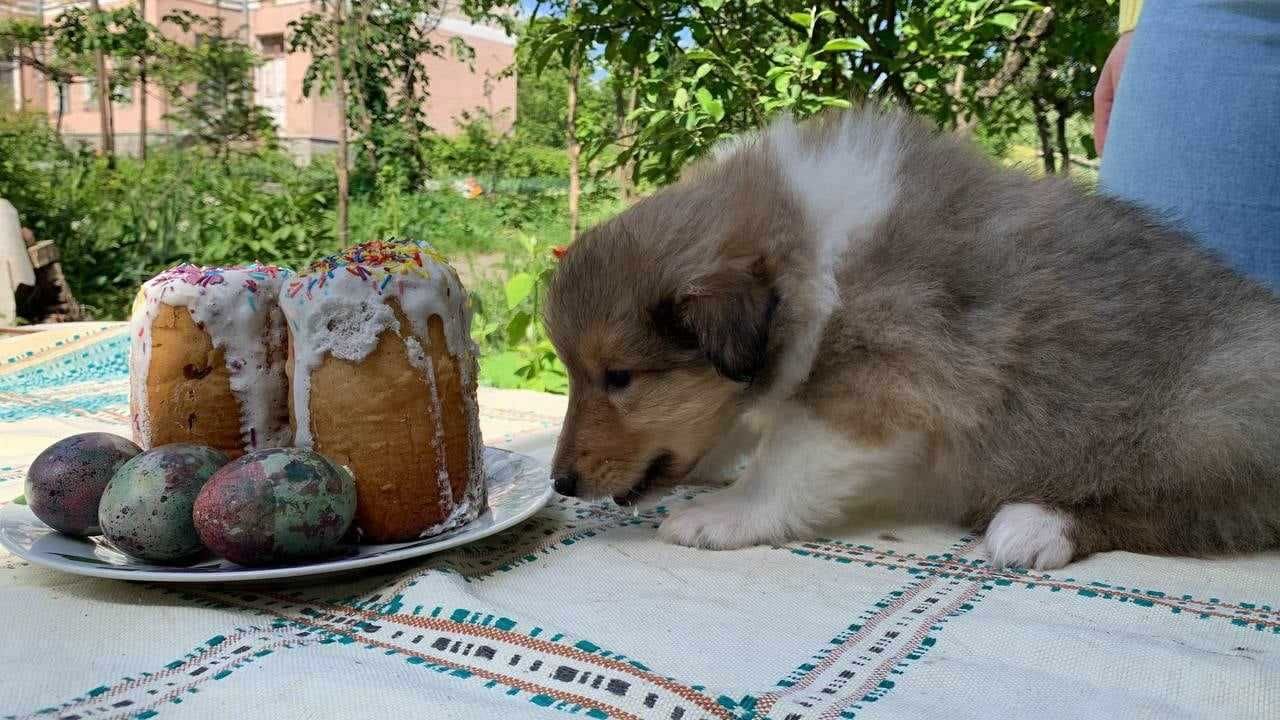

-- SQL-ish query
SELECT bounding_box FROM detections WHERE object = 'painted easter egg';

[193,448,356,566]
[99,444,229,562]
[24,433,142,536]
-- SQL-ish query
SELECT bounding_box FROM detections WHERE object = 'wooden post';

[89,0,115,157]
[566,0,580,243]
[331,0,350,245]
[138,0,148,161]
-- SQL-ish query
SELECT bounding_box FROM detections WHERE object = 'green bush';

[1,112,618,394]
[421,119,568,186]
[470,233,567,394]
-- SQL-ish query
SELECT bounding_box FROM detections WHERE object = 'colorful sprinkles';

[286,240,452,303]
[147,262,292,295]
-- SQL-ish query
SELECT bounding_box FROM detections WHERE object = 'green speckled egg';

[99,444,229,562]
[193,448,356,566]
[25,433,142,536]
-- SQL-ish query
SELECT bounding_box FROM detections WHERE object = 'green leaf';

[684,48,718,62]
[820,38,870,53]
[504,272,535,310]
[506,311,532,346]
[787,11,813,27]
[1079,132,1098,160]
[694,63,714,81]
[481,351,527,387]
[695,88,725,122]
[989,13,1020,30]
[542,373,569,394]
[674,87,689,108]
[646,109,671,127]
[646,51,661,64]
[699,0,726,9]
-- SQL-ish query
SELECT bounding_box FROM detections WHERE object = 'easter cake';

[279,240,485,543]
[129,264,292,459]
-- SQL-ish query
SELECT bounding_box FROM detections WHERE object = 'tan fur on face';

[544,148,800,498]
[559,365,740,498]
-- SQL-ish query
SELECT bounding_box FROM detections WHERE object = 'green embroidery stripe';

[827,583,985,719]
[757,538,985,718]
[799,540,1280,632]
[13,629,304,720]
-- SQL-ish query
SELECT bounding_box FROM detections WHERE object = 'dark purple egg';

[24,433,142,536]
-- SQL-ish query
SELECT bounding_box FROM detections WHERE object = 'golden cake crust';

[293,304,473,541]
[138,304,245,457]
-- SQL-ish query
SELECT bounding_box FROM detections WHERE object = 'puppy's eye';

[604,369,632,392]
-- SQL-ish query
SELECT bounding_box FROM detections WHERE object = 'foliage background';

[1,0,1118,393]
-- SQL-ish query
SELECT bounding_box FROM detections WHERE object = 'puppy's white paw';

[658,494,784,550]
[984,503,1075,570]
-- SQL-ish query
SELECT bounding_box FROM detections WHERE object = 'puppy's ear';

[653,256,776,383]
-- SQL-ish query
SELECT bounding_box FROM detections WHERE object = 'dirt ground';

[452,252,507,288]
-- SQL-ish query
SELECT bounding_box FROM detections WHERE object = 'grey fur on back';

[811,116,1280,557]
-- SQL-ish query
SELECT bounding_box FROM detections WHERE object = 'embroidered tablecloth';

[2,324,1277,720]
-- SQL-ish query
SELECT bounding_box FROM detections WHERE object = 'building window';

[258,33,286,58]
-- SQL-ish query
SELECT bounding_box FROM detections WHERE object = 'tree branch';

[974,8,1055,101]
[756,2,808,35]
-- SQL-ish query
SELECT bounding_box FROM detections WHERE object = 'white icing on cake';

[129,263,293,452]
[278,240,485,534]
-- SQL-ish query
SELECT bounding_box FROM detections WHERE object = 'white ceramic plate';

[0,447,551,583]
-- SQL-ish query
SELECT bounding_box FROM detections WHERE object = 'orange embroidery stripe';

[265,592,734,719]
[213,593,645,720]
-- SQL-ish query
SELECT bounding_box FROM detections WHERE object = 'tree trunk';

[566,0,580,243]
[1031,95,1056,174]
[346,3,379,179]
[55,84,65,136]
[139,66,149,161]
[613,67,639,203]
[1054,100,1070,175]
[139,0,148,161]
[89,0,115,157]
[955,8,1056,136]
[331,0,350,245]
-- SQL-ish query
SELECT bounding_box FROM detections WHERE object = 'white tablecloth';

[2,324,1277,719]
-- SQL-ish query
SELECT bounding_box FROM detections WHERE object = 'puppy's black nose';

[552,471,579,497]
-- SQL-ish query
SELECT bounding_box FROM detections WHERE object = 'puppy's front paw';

[658,494,785,550]
[984,502,1075,570]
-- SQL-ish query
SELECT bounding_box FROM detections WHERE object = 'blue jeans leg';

[1099,0,1280,289]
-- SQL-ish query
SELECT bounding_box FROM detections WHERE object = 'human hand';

[1093,31,1133,157]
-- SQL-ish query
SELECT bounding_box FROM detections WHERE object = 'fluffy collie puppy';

[543,108,1280,569]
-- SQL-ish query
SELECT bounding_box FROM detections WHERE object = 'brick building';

[0,0,516,160]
